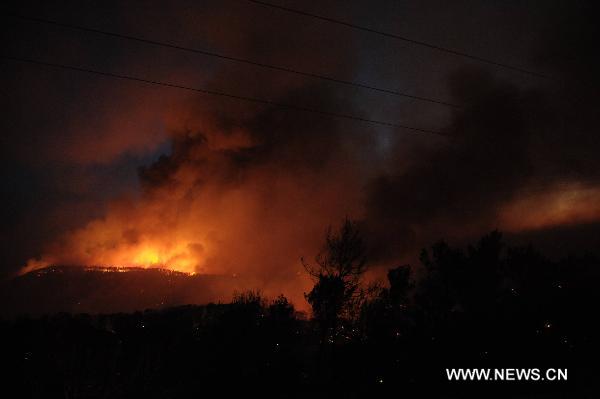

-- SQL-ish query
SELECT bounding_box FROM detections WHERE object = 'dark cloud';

[363,2,600,262]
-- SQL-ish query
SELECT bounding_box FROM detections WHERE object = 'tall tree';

[303,218,368,340]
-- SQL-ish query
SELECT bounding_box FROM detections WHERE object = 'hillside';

[0,266,240,316]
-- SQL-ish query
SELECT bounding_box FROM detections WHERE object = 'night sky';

[2,0,599,303]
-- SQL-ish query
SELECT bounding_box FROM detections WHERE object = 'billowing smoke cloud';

[24,83,370,305]
[16,0,370,305]
[364,1,600,261]
[9,0,600,307]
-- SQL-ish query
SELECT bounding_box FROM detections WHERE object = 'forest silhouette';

[2,220,598,398]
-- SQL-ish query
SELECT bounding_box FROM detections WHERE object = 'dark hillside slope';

[1,266,239,316]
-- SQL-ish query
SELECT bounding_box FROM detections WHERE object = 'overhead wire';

[2,55,448,137]
[7,13,461,108]
[242,0,552,79]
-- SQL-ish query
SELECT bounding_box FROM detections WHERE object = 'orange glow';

[134,248,161,266]
[499,182,600,232]
[36,230,205,274]
[24,109,600,307]
[21,142,359,307]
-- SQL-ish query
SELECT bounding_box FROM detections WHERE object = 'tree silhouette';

[303,218,368,341]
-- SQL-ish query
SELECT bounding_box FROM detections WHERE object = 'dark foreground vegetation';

[2,224,599,398]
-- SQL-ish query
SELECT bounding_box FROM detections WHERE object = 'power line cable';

[7,13,460,108]
[2,55,447,137]
[242,0,551,79]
